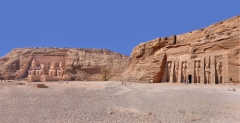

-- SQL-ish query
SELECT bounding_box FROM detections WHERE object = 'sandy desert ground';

[0,81,240,123]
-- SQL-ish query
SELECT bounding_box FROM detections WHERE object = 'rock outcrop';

[0,48,128,81]
[121,15,240,84]
[1,15,239,84]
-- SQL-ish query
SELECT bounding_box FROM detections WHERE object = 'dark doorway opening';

[188,75,192,84]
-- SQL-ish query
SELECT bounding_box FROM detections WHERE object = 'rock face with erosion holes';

[121,15,240,84]
[0,48,128,81]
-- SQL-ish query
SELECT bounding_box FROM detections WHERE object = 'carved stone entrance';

[188,75,192,84]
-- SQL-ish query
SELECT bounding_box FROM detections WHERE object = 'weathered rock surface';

[0,48,128,80]
[121,15,240,83]
[1,16,239,83]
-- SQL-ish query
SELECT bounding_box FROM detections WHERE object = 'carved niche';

[181,61,187,82]
[216,62,222,84]
[167,61,172,82]
[215,55,223,84]
[195,60,201,84]
[205,63,211,84]
[27,60,48,76]
[174,61,179,82]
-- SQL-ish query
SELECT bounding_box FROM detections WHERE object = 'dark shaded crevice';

[153,53,167,83]
[173,35,177,44]
[203,44,230,52]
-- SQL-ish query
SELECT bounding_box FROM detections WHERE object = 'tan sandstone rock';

[121,15,240,84]
[0,48,128,81]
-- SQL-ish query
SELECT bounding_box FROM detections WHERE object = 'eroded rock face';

[0,48,128,80]
[121,15,240,84]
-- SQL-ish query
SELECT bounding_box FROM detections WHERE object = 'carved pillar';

[173,61,178,83]
[222,54,228,84]
[182,61,187,83]
[194,61,200,84]
[192,61,195,84]
[177,61,182,83]
[170,61,174,83]
[204,56,211,84]
[167,62,171,82]
[216,62,222,84]
[210,56,216,84]
[200,58,205,84]
[173,61,176,82]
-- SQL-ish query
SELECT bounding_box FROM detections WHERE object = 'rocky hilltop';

[0,48,128,80]
[121,15,240,84]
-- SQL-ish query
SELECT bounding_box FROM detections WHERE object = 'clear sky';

[0,1,239,57]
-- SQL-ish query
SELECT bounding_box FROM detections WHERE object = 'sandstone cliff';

[0,48,128,80]
[121,15,240,83]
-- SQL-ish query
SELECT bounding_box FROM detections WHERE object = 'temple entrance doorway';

[188,75,192,84]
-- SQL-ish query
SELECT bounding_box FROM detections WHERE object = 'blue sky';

[0,1,239,57]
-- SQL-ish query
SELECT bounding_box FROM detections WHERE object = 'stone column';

[210,56,216,84]
[174,61,179,83]
[192,61,195,84]
[200,58,205,84]
[170,62,174,83]
[177,61,182,83]
[222,54,228,84]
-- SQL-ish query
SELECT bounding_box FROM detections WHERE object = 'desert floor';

[0,81,240,123]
